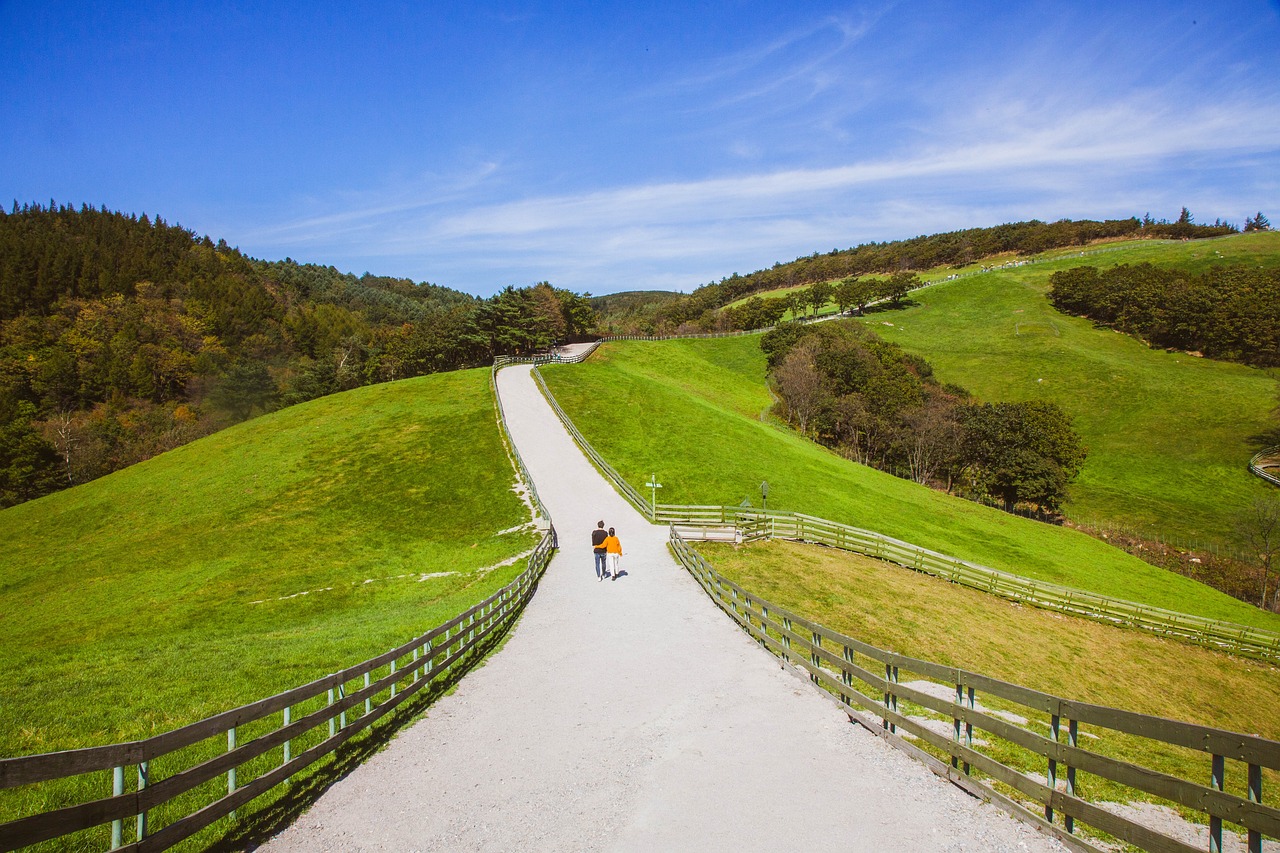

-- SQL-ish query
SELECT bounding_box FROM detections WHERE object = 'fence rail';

[670,527,1280,853]
[528,359,1280,663]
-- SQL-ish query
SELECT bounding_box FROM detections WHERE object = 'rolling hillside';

[842,232,1280,547]
[540,337,1280,629]
[0,367,535,758]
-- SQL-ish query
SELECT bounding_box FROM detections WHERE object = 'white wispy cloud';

[242,89,1280,294]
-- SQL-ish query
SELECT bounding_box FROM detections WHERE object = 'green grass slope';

[0,367,536,757]
[541,338,1280,630]
[851,231,1280,546]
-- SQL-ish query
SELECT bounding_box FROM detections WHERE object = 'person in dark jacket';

[591,520,608,581]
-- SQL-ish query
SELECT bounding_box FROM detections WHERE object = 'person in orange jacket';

[602,527,623,580]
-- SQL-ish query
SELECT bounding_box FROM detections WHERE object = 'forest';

[595,214,1239,335]
[1048,262,1280,366]
[763,321,1086,515]
[0,204,594,507]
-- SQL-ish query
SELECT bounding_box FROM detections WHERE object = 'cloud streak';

[242,90,1279,294]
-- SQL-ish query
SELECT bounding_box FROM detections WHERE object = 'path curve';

[263,362,1064,851]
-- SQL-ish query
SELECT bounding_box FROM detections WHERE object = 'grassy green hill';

[541,337,1280,629]
[0,367,535,758]
[845,231,1280,546]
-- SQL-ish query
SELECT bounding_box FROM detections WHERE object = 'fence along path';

[261,357,1062,851]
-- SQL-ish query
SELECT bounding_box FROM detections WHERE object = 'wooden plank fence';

[670,527,1280,853]
[660,506,1280,663]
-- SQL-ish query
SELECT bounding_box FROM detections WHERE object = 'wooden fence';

[0,529,554,851]
[670,527,1280,853]
[661,506,1280,663]
[528,364,1280,663]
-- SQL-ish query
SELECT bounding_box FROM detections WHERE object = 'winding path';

[262,361,1064,851]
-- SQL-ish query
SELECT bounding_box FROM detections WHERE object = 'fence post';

[810,630,821,685]
[1210,753,1225,853]
[964,686,974,774]
[1047,714,1060,823]
[328,687,336,738]
[1248,762,1262,853]
[227,726,238,821]
[1066,719,1077,834]
[136,760,149,840]
[111,765,124,850]
[282,705,292,782]
[842,645,854,706]
[364,672,372,716]
[952,683,962,770]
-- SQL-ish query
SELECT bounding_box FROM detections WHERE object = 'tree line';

[763,321,1086,515]
[1048,262,1280,367]
[593,215,1240,335]
[0,203,595,507]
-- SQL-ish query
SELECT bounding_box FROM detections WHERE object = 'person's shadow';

[612,570,629,580]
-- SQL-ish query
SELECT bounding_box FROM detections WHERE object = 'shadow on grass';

[207,622,517,852]
[860,300,916,316]
[1245,425,1280,452]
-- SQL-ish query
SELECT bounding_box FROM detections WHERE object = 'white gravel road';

[261,360,1065,852]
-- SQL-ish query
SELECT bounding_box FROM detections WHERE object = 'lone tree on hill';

[958,400,1086,513]
[807,280,834,315]
[883,271,921,307]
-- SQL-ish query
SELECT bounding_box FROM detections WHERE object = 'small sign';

[645,474,663,518]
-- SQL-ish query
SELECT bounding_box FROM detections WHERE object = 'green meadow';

[541,337,1280,629]
[0,367,536,758]
[847,231,1280,545]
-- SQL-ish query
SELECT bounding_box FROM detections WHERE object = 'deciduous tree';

[958,400,1086,512]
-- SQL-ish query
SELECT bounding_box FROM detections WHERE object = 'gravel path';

[261,361,1064,852]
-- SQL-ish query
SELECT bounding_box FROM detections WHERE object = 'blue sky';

[3,2,1279,297]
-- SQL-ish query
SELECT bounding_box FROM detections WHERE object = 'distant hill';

[605,215,1239,334]
[0,203,594,507]
[589,290,684,334]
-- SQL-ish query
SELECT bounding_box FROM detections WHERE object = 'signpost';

[761,480,769,513]
[645,474,663,519]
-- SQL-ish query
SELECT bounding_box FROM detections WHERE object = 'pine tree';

[1245,211,1272,232]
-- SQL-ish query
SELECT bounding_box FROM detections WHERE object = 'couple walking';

[590,520,624,581]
